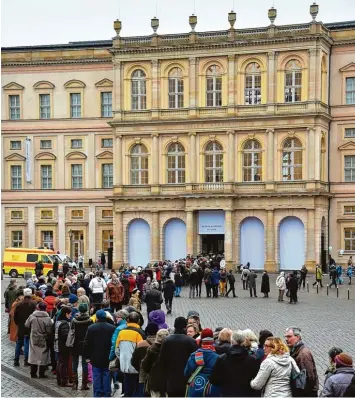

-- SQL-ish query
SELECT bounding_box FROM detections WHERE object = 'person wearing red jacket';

[128,273,137,296]
[44,286,58,316]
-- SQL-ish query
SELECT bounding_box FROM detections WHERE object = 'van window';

[27,254,38,262]
[41,255,51,264]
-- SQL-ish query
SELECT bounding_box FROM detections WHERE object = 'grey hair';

[77,287,85,296]
[231,330,246,345]
[114,309,129,320]
[286,327,303,340]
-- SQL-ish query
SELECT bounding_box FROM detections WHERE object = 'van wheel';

[47,271,54,278]
[9,269,18,278]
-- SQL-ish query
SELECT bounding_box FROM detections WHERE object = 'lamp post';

[68,230,73,260]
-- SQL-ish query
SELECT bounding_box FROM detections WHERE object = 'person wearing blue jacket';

[210,268,220,298]
[184,328,220,397]
[346,265,353,285]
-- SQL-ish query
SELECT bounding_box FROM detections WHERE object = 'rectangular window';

[11,210,23,219]
[102,209,113,218]
[345,128,355,138]
[70,93,81,118]
[71,139,82,149]
[41,210,53,219]
[9,95,20,120]
[346,77,355,105]
[39,94,50,119]
[42,231,53,249]
[71,164,83,188]
[71,209,84,219]
[12,231,23,247]
[102,163,113,188]
[344,206,355,214]
[27,253,38,262]
[40,139,52,149]
[10,140,21,150]
[10,165,22,189]
[101,92,112,117]
[285,72,302,103]
[101,138,113,148]
[245,74,261,105]
[345,155,355,182]
[41,165,52,189]
[345,228,355,251]
[206,77,222,107]
[102,230,114,252]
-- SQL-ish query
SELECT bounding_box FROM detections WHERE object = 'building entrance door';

[201,234,224,254]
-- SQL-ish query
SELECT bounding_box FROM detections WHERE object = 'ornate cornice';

[2,58,111,68]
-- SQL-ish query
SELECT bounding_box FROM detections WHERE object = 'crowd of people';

[3,255,355,397]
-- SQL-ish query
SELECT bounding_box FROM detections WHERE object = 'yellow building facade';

[2,11,355,271]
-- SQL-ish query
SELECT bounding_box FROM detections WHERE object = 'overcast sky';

[1,0,355,47]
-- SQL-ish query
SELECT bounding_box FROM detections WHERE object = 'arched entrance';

[164,219,186,261]
[279,217,305,270]
[240,217,265,269]
[128,219,150,267]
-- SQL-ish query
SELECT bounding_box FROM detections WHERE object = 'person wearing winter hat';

[159,317,198,397]
[185,328,221,397]
[321,353,354,397]
[144,281,163,316]
[128,287,141,312]
[148,309,168,330]
[325,347,343,382]
[109,309,129,364]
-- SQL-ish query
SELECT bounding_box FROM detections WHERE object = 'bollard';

[307,281,309,292]
[348,289,350,300]
[317,284,319,294]
[337,286,339,298]
[327,284,329,296]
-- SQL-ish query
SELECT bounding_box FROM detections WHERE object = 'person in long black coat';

[261,271,270,298]
[287,272,299,304]
[162,278,175,314]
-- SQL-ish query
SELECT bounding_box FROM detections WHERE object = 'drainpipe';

[327,44,332,272]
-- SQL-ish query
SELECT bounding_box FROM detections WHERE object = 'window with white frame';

[345,228,355,251]
[40,139,52,149]
[42,231,53,249]
[205,142,223,183]
[130,144,148,184]
[41,165,52,189]
[70,93,81,118]
[131,70,146,110]
[102,163,113,188]
[11,165,22,189]
[282,138,303,181]
[71,139,82,149]
[346,77,355,105]
[243,140,262,182]
[245,63,261,105]
[71,164,83,188]
[345,155,355,181]
[345,128,355,138]
[344,206,355,214]
[101,92,112,117]
[168,68,184,109]
[11,210,23,219]
[39,94,50,119]
[285,60,302,103]
[206,65,222,107]
[11,231,23,247]
[10,141,21,150]
[167,143,185,183]
[101,138,113,148]
[9,95,20,120]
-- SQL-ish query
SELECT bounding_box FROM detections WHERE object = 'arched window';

[167,143,185,183]
[130,144,148,184]
[205,142,223,182]
[282,138,302,181]
[168,68,184,109]
[285,60,302,103]
[206,65,222,107]
[131,69,146,110]
[245,63,261,105]
[243,140,262,182]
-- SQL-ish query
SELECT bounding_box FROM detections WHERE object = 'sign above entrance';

[199,210,225,234]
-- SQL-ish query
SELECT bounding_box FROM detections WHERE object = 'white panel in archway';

[280,217,305,270]
[165,219,187,261]
[240,217,265,269]
[128,219,151,267]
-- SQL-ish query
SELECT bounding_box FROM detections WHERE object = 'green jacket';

[4,285,17,310]
[316,267,322,280]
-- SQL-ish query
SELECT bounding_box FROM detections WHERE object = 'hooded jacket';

[144,288,163,312]
[276,272,286,290]
[4,284,17,310]
[149,310,168,329]
[210,269,221,285]
[14,297,36,338]
[320,367,355,397]
[89,276,107,294]
[72,313,92,355]
[163,279,175,299]
[251,353,299,397]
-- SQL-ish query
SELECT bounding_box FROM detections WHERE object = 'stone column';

[307,127,315,180]
[308,49,317,102]
[314,126,321,181]
[58,204,65,253]
[114,210,123,265]
[267,51,276,104]
[306,209,316,272]
[114,134,122,186]
[266,129,274,182]
[188,132,196,183]
[151,60,160,110]
[151,211,160,262]
[186,210,194,256]
[227,131,235,182]
[265,210,276,272]
[152,133,159,185]
[224,209,233,270]
[189,57,197,108]
[113,60,122,117]
[227,55,236,110]
[88,205,96,262]
[28,205,35,248]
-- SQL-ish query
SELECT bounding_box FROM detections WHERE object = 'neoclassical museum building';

[2,5,355,272]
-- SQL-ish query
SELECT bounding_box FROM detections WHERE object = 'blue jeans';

[123,373,139,397]
[175,286,182,296]
[72,354,88,374]
[92,366,111,397]
[15,336,29,361]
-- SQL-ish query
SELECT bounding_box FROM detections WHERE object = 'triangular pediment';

[338,141,355,150]
[65,151,87,160]
[35,152,57,160]
[33,81,55,89]
[95,78,113,88]
[2,82,25,90]
[64,79,86,88]
[96,150,113,159]
[5,153,26,161]
[339,62,355,72]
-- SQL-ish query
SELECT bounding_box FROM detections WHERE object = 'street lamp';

[68,230,73,260]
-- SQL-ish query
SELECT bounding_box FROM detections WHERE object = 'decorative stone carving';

[209,134,217,140]
[189,14,197,32]
[310,3,319,21]
[268,7,277,25]
[288,131,296,137]
[151,17,159,34]
[134,137,142,144]
[228,11,236,29]
[248,133,255,139]
[114,19,122,36]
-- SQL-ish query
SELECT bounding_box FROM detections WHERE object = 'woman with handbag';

[250,337,300,397]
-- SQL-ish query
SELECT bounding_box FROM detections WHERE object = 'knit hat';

[174,316,187,331]
[37,301,47,311]
[156,329,169,344]
[187,310,200,318]
[149,310,168,330]
[335,353,353,367]
[23,288,32,297]
[78,303,88,314]
[200,328,214,342]
[96,309,107,320]
[69,294,78,304]
[145,322,159,337]
[132,288,139,295]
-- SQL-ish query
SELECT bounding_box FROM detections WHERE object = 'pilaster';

[114,210,123,265]
[188,57,198,117]
[227,55,236,114]
[186,210,194,256]
[227,131,235,182]
[265,210,276,272]
[113,60,122,120]
[152,133,159,187]
[88,205,96,262]
[28,205,35,248]
[114,135,123,190]
[188,132,197,183]
[224,209,233,270]
[151,59,160,119]
[267,51,277,112]
[58,204,66,254]
[151,211,160,262]
[305,209,316,272]
[307,127,315,182]
[266,128,275,188]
